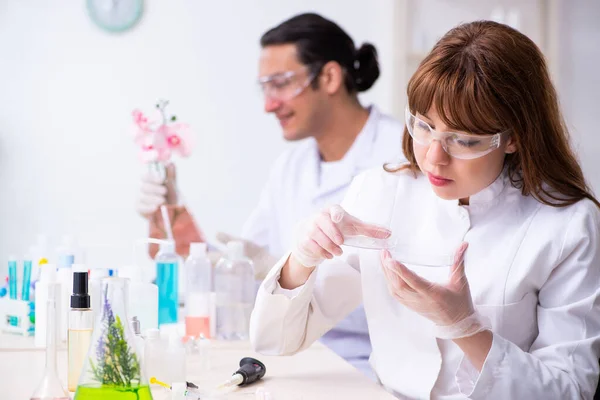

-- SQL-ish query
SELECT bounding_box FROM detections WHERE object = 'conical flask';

[74,277,153,399]
[30,282,70,400]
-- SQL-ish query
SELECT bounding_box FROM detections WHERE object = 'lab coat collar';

[468,167,509,206]
[435,167,510,214]
[310,105,381,199]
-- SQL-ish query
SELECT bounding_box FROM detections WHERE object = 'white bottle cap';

[160,240,175,254]
[39,264,57,282]
[227,241,245,259]
[189,242,207,258]
[145,328,160,340]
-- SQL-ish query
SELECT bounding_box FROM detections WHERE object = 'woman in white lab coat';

[249,20,600,399]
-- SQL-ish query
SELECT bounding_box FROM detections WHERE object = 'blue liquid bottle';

[155,241,180,325]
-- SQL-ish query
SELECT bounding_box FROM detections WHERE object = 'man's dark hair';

[260,13,380,93]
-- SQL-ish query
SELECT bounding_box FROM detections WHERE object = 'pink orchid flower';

[131,102,193,164]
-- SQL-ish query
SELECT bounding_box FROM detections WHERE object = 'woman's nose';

[425,140,450,166]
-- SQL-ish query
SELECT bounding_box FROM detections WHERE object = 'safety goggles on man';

[405,107,510,160]
[258,67,317,102]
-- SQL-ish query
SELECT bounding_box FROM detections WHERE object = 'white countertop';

[0,334,397,400]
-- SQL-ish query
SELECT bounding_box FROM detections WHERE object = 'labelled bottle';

[185,243,212,339]
[68,264,93,392]
[214,241,255,340]
[155,241,180,325]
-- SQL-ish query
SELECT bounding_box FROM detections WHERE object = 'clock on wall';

[86,0,144,33]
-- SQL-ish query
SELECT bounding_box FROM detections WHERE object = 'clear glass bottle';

[74,277,152,400]
[214,241,255,340]
[155,241,180,325]
[68,265,93,392]
[185,242,212,339]
[30,282,70,400]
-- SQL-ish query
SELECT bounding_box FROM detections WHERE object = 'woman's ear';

[318,61,344,95]
[505,136,517,154]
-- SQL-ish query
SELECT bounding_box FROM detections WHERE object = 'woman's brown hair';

[393,20,599,208]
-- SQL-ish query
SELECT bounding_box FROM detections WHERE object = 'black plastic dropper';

[218,357,267,388]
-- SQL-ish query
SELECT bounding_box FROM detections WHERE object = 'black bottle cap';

[71,271,90,308]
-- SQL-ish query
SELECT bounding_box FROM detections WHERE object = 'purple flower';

[96,335,105,361]
[103,293,115,326]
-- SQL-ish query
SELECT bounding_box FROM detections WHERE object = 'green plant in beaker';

[74,277,153,400]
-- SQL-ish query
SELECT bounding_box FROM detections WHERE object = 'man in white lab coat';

[137,13,405,378]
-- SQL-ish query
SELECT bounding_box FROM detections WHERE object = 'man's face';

[258,44,328,141]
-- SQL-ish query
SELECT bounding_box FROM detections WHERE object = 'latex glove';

[215,232,279,280]
[292,205,392,268]
[380,242,490,339]
[137,163,178,219]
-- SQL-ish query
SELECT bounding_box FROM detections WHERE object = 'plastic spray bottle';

[214,241,255,340]
[155,240,180,325]
[68,264,93,391]
[185,242,212,339]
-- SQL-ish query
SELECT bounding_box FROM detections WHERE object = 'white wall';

[0,1,397,274]
[1,1,597,278]
[557,0,600,194]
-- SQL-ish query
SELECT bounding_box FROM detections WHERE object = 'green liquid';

[74,385,153,400]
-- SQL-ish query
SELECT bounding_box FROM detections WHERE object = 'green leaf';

[90,300,142,387]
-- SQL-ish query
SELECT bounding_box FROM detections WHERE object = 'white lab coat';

[241,106,405,377]
[250,166,600,399]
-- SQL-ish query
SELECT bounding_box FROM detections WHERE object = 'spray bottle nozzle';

[71,265,90,308]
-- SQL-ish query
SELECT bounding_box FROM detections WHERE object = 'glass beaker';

[339,171,401,250]
[73,277,153,400]
[30,282,70,400]
[340,169,459,283]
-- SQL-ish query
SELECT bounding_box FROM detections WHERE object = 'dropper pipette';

[216,357,266,389]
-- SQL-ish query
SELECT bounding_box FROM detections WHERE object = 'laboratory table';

[0,334,397,400]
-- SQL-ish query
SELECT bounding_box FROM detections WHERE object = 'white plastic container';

[35,264,59,348]
[214,241,255,340]
[118,265,159,332]
[89,268,109,323]
[56,236,77,343]
[144,328,165,386]
[184,243,212,339]
[56,265,72,344]
[130,316,145,366]
[164,333,186,384]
